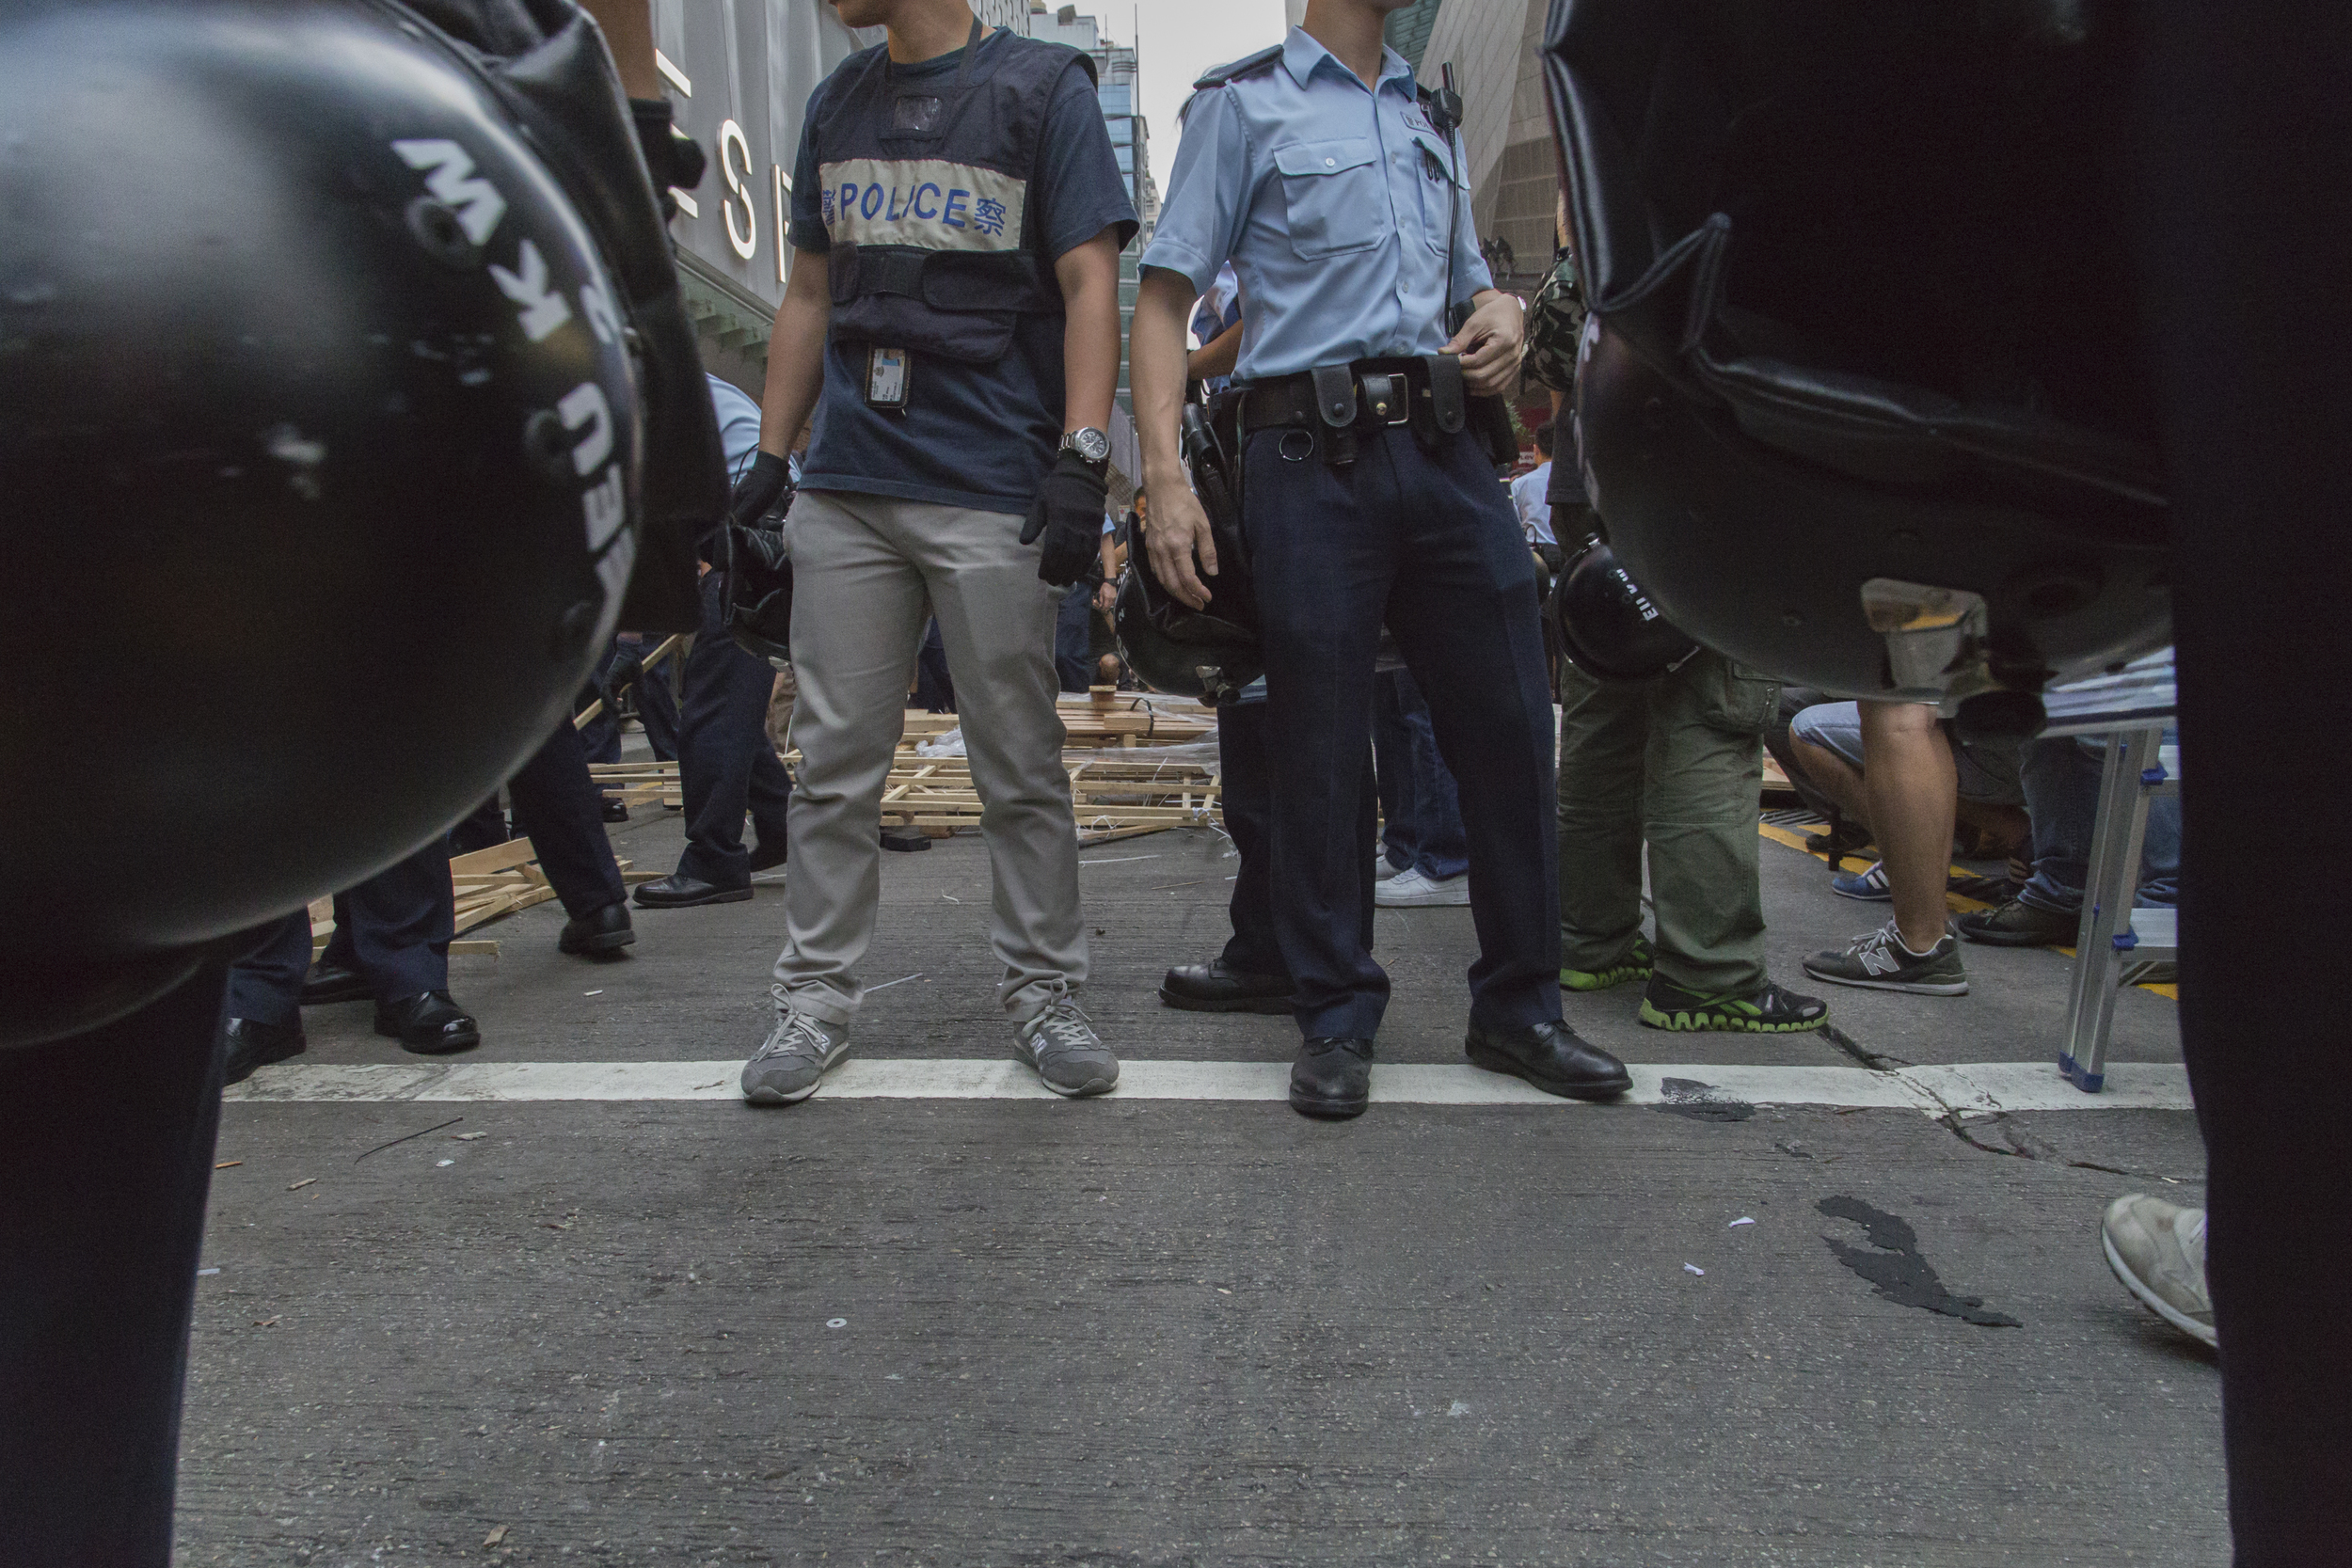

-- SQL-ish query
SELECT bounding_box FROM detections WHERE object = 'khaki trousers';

[1556,649,1778,996]
[772,490,1086,1024]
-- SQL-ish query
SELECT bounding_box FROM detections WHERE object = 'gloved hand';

[729,450,793,528]
[1021,448,1107,587]
[597,647,644,713]
[628,97,707,224]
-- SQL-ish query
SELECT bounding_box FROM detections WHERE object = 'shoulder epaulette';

[1192,44,1282,92]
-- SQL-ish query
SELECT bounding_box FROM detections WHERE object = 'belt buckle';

[1359,372,1408,427]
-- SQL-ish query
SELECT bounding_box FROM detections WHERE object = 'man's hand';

[1442,290,1526,398]
[1144,484,1218,610]
[1021,450,1109,587]
[1093,578,1118,613]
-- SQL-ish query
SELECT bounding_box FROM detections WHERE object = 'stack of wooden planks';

[306,838,661,958]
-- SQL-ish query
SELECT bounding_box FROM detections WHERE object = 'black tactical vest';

[811,25,1093,364]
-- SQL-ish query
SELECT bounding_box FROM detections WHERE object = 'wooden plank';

[448,839,540,876]
[448,939,501,957]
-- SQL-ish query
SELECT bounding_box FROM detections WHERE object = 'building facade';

[1023,4,1161,412]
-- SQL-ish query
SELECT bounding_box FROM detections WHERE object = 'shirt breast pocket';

[1409,132,1468,255]
[1273,138,1381,260]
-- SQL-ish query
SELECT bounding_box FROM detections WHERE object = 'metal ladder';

[2036,654,2178,1093]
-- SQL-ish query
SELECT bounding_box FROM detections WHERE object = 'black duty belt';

[1240,356,1469,467]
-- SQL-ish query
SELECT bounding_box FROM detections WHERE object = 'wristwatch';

[1059,427,1110,469]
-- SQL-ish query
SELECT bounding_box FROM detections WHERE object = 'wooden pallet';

[308,836,658,959]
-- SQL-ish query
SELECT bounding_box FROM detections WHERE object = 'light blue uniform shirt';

[1140,28,1492,383]
[706,372,763,484]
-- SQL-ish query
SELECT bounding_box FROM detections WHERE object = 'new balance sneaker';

[1561,935,1655,992]
[1804,921,1970,995]
[1639,976,1828,1033]
[1376,867,1471,907]
[1957,896,2078,947]
[1831,861,1892,900]
[1013,996,1120,1098]
[2102,1195,2217,1349]
[741,1008,850,1105]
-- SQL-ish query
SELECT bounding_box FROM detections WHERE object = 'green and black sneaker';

[1562,935,1655,992]
[1638,976,1829,1034]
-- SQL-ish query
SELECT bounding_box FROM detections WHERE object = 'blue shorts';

[1789,701,2026,807]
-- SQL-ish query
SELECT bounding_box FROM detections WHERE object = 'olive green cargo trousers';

[1556,650,1780,996]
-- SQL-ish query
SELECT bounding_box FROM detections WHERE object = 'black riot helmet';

[0,0,725,1043]
[1550,535,1702,682]
[1117,403,1263,705]
[723,523,797,670]
[1115,564,1263,707]
[1545,0,2169,724]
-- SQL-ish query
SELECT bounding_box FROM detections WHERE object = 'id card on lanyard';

[866,345,909,410]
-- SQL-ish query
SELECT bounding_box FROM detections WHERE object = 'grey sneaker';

[2102,1195,2217,1349]
[740,1008,850,1105]
[1013,996,1119,1098]
[1803,921,1969,996]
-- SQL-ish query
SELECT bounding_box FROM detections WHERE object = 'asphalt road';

[180,806,2218,1566]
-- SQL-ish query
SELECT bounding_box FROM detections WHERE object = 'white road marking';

[225,1059,2192,1112]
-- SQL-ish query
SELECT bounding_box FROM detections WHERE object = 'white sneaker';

[2102,1195,2217,1349]
[1374,856,1406,882]
[1375,867,1470,907]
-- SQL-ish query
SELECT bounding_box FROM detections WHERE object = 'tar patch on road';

[1656,1077,1756,1122]
[1818,1196,2021,1327]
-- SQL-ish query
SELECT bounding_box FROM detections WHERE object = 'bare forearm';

[1132,271,1195,491]
[579,0,660,97]
[1056,231,1122,435]
[1187,319,1243,381]
[757,262,830,457]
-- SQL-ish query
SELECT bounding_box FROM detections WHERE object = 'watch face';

[1069,427,1109,464]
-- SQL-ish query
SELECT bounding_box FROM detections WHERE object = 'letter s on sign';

[719,119,756,261]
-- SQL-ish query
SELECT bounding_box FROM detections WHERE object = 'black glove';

[1020,448,1107,587]
[729,450,792,528]
[597,647,644,712]
[628,97,707,223]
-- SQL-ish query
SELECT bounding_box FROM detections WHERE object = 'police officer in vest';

[1132,0,1632,1118]
[733,0,1136,1103]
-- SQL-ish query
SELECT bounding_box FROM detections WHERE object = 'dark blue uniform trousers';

[675,571,792,888]
[226,837,454,1021]
[0,958,229,1566]
[507,719,628,919]
[1055,581,1096,693]
[1248,422,1561,1039]
[1216,697,1376,980]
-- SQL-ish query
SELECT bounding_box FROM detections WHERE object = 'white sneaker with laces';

[1375,867,1470,907]
[2102,1194,2217,1349]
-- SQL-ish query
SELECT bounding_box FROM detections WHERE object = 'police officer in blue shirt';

[1131,0,1632,1118]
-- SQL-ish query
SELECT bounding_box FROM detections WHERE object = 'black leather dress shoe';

[558,901,637,956]
[300,962,372,1006]
[747,838,789,873]
[1465,1019,1631,1101]
[632,873,753,909]
[219,1017,306,1085]
[1290,1037,1373,1119]
[373,990,481,1054]
[601,797,630,823]
[1159,958,1295,1014]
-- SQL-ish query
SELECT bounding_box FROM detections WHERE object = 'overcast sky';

[1086,0,1291,198]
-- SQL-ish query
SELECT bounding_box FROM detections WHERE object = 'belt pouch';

[1415,354,1468,453]
[1311,363,1359,467]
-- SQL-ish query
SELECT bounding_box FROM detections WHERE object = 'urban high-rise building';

[1026,3,1159,407]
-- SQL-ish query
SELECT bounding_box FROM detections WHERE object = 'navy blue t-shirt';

[790,32,1137,515]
